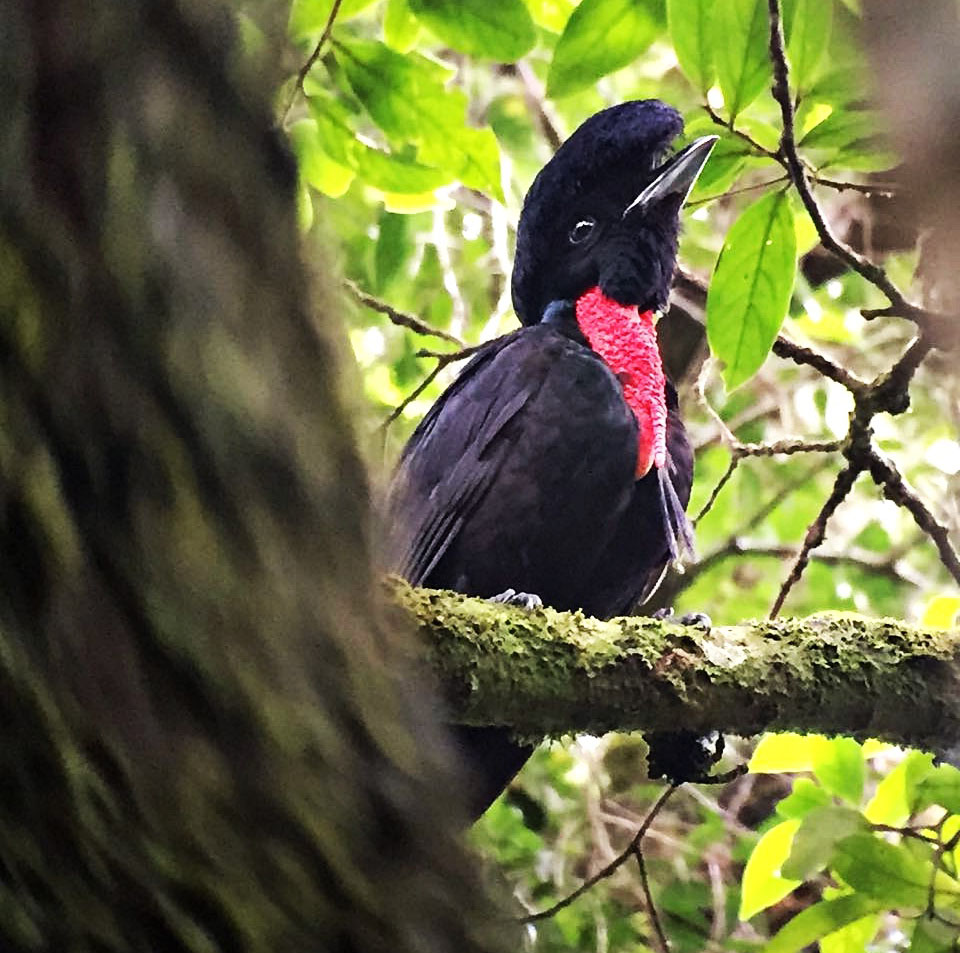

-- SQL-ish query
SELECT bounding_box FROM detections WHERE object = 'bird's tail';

[658,465,695,562]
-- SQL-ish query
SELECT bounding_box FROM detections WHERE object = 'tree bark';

[0,1,501,951]
[391,579,960,755]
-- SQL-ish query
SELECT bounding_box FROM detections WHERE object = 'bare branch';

[770,462,862,617]
[344,279,465,347]
[521,785,679,928]
[381,344,483,430]
[867,452,960,587]
[703,104,782,164]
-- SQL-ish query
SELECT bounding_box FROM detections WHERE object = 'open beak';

[621,135,719,219]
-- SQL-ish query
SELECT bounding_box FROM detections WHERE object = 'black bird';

[386,101,716,820]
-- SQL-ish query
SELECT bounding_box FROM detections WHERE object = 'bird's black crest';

[525,101,683,212]
[512,101,686,325]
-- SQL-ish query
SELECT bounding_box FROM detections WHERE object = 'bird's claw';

[489,588,544,610]
[652,607,711,631]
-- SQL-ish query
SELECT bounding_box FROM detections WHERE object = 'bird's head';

[512,100,716,325]
[511,101,715,485]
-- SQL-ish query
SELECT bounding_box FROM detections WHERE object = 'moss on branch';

[387,578,960,752]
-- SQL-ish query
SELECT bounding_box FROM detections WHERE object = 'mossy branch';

[387,578,960,753]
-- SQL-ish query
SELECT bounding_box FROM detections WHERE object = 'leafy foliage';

[267,0,960,950]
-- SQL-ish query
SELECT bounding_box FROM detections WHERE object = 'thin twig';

[693,455,739,526]
[344,279,465,346]
[522,785,679,926]
[813,176,898,198]
[867,452,960,586]
[635,844,670,953]
[770,462,862,617]
[703,104,782,164]
[686,175,789,209]
[281,0,344,126]
[380,344,483,431]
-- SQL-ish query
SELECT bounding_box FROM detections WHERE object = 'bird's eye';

[568,218,596,244]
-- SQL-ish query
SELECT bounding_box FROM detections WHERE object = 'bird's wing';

[386,331,531,584]
[385,326,638,598]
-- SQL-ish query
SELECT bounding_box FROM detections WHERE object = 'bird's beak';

[621,135,719,219]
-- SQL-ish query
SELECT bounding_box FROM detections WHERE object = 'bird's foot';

[647,609,720,784]
[646,730,725,785]
[652,606,712,630]
[489,588,544,610]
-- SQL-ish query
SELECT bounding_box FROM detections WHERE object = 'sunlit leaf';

[707,190,797,390]
[715,0,771,118]
[526,0,576,33]
[335,38,503,197]
[922,596,960,629]
[354,147,452,193]
[766,894,882,953]
[408,0,536,61]
[813,737,864,805]
[667,0,715,93]
[384,0,420,51]
[820,910,882,953]
[864,750,934,825]
[739,819,802,920]
[289,119,355,197]
[546,0,657,98]
[751,733,828,773]
[289,0,378,40]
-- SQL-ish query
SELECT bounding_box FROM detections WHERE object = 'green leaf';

[820,910,882,953]
[289,0,378,40]
[384,0,421,52]
[784,0,833,91]
[374,211,410,293]
[766,895,882,953]
[688,134,751,201]
[739,819,802,920]
[799,108,878,151]
[526,0,576,33]
[910,916,960,953]
[813,737,865,805]
[781,805,864,880]
[307,94,452,193]
[707,190,797,390]
[335,38,503,198]
[354,147,451,193]
[864,750,934,825]
[546,0,658,99]
[915,763,960,815]
[831,834,933,909]
[751,733,827,773]
[776,778,832,820]
[667,0,715,93]
[408,0,535,60]
[715,0,771,118]
[289,119,355,197]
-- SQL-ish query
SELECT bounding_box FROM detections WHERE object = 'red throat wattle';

[575,286,667,479]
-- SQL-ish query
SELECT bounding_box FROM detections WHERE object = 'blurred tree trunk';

[0,1,502,950]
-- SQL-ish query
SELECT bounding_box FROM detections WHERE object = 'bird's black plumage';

[386,101,710,819]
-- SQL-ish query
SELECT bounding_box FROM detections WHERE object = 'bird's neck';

[575,286,667,479]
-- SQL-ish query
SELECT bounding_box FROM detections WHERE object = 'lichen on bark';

[388,578,960,754]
